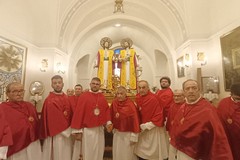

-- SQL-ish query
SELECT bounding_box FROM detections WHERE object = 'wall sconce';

[201,57,207,66]
[197,52,207,66]
[184,53,191,67]
[40,59,48,72]
[56,62,65,74]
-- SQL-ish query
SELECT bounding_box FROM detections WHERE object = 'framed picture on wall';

[220,26,240,91]
[232,48,240,69]
[0,36,27,101]
[177,56,185,78]
[201,76,220,94]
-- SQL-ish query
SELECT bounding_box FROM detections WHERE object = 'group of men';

[0,75,240,160]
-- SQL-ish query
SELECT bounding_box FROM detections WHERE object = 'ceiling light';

[115,23,121,27]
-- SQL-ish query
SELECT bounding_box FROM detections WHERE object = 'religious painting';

[220,26,240,91]
[0,36,27,101]
[201,76,219,94]
[177,56,185,78]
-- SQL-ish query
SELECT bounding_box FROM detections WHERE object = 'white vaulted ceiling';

[1,0,240,86]
[1,0,189,54]
[1,0,240,56]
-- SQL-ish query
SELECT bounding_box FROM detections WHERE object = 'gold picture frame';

[0,36,27,101]
[220,26,240,91]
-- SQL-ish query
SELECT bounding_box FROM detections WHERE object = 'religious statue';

[94,37,114,90]
[113,0,124,13]
[119,38,139,90]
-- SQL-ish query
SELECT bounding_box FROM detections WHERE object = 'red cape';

[135,91,163,127]
[0,108,13,147]
[217,97,240,160]
[68,95,80,112]
[71,91,111,129]
[110,98,140,133]
[166,102,184,138]
[0,101,39,157]
[171,98,233,160]
[39,92,73,138]
[156,88,173,122]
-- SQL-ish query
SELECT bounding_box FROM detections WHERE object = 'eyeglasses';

[10,90,25,94]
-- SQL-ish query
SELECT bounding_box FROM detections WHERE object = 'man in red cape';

[71,77,112,160]
[170,79,233,160]
[110,86,140,160]
[166,89,185,139]
[155,76,173,123]
[0,107,13,159]
[134,80,167,160]
[217,83,240,160]
[0,82,41,160]
[68,84,83,112]
[69,84,83,160]
[39,75,73,160]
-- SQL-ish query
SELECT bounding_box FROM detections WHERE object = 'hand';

[73,133,83,141]
[106,124,113,133]
[140,124,147,132]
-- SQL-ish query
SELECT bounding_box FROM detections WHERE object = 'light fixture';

[197,52,207,66]
[184,53,191,67]
[40,59,48,72]
[114,23,121,27]
[56,62,65,74]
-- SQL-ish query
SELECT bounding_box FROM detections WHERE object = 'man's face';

[137,81,149,96]
[7,84,25,102]
[90,80,101,92]
[116,88,127,101]
[67,89,74,96]
[74,86,83,96]
[183,80,200,103]
[160,79,170,89]
[173,90,185,104]
[51,78,64,93]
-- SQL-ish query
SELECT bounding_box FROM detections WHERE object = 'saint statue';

[119,38,139,90]
[94,37,114,90]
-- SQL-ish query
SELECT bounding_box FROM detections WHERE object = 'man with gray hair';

[169,79,233,160]
[134,80,166,160]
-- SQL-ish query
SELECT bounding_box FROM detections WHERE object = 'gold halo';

[100,37,112,49]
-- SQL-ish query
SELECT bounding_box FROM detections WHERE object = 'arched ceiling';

[57,0,187,60]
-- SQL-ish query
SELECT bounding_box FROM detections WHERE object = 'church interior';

[1,0,240,111]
